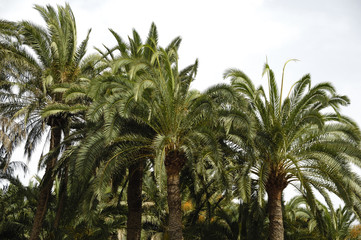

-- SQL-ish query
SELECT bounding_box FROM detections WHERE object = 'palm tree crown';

[0,4,91,239]
[225,61,361,240]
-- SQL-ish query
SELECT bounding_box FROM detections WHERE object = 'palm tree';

[284,195,356,240]
[74,24,162,240]
[0,4,90,239]
[126,44,224,240]
[86,37,223,239]
[284,195,323,239]
[225,61,361,240]
[104,25,159,240]
[318,205,355,240]
[75,23,225,240]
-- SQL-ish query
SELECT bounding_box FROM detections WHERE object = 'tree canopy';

[1,3,361,240]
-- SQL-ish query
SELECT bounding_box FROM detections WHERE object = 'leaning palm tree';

[0,4,90,239]
[225,61,361,240]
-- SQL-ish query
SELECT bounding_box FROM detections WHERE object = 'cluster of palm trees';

[1,3,361,240]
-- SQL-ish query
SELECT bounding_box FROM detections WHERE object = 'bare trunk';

[53,128,70,230]
[267,187,283,240]
[127,161,144,240]
[165,150,185,240]
[266,171,287,240]
[30,122,61,240]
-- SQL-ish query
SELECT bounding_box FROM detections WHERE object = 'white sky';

[2,0,361,205]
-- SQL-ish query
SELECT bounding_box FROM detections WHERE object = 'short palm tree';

[284,195,323,239]
[225,61,361,240]
[317,204,355,240]
[284,195,356,240]
[0,4,90,239]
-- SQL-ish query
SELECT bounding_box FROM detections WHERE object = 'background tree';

[0,178,41,240]
[2,3,361,239]
[0,117,26,181]
[0,4,91,239]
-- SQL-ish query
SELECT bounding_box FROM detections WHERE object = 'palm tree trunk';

[53,166,68,230]
[53,128,70,230]
[165,150,185,240]
[30,122,61,240]
[267,184,284,240]
[127,161,144,240]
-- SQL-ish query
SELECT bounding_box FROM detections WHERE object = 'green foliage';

[1,3,361,240]
[225,61,361,239]
[0,180,39,239]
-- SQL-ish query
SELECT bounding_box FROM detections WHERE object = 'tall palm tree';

[125,44,225,239]
[85,38,223,239]
[0,4,90,239]
[74,24,162,240]
[225,61,361,240]
[103,25,159,240]
[76,23,228,240]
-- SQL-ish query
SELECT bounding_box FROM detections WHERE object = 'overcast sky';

[2,0,361,203]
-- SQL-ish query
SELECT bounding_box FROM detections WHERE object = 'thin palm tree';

[74,24,161,240]
[0,4,90,239]
[102,25,160,240]
[225,61,361,240]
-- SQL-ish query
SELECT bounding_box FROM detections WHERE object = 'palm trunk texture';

[165,150,185,240]
[30,123,61,240]
[266,172,287,240]
[127,161,144,240]
[267,187,283,240]
[53,129,70,231]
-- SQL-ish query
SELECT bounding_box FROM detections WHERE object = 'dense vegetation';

[1,3,361,240]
